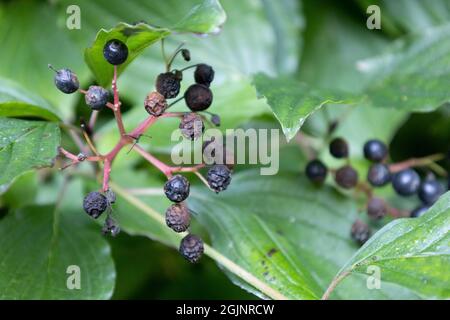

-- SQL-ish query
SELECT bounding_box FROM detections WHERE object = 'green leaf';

[0,180,115,299]
[0,118,60,188]
[333,192,450,299]
[171,0,226,33]
[253,73,354,141]
[0,78,60,121]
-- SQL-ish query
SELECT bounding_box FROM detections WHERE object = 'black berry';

[83,191,108,219]
[335,165,358,189]
[329,137,349,158]
[410,205,429,218]
[51,67,79,94]
[179,234,204,263]
[194,64,215,87]
[181,49,191,61]
[363,139,388,162]
[103,39,128,65]
[367,163,391,187]
[367,197,387,220]
[392,169,420,196]
[179,113,204,140]
[144,91,168,116]
[156,72,181,99]
[165,203,190,233]
[184,84,213,111]
[207,164,232,193]
[164,175,190,202]
[305,159,327,184]
[351,220,371,245]
[85,86,109,110]
[418,179,444,205]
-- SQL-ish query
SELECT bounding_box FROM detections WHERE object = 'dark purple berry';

[144,91,168,116]
[305,159,327,184]
[179,113,204,140]
[351,220,371,245]
[184,84,213,111]
[207,164,232,193]
[103,39,128,65]
[410,205,429,218]
[164,175,190,203]
[85,86,109,110]
[179,234,204,263]
[392,169,420,196]
[156,72,181,99]
[52,67,79,94]
[194,64,215,87]
[418,179,444,205]
[363,139,388,162]
[329,137,349,158]
[181,49,191,61]
[165,203,190,233]
[335,165,358,189]
[367,163,391,187]
[367,197,387,220]
[83,191,108,219]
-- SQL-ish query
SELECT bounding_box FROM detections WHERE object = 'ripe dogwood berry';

[103,39,128,65]
[165,202,190,233]
[305,159,327,184]
[179,234,204,263]
[363,139,388,162]
[51,66,79,94]
[144,91,168,116]
[335,165,358,189]
[207,164,232,193]
[164,175,190,202]
[83,191,108,219]
[392,169,420,196]
[410,205,429,218]
[85,86,109,110]
[329,137,349,158]
[156,72,181,99]
[184,84,213,111]
[351,220,371,245]
[418,179,444,205]
[367,163,391,187]
[179,113,204,140]
[367,197,387,220]
[194,64,215,87]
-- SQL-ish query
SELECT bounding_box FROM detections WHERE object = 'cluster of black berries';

[305,137,448,246]
[51,38,234,263]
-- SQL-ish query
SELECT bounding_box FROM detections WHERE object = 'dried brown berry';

[166,202,190,233]
[184,84,213,111]
[179,113,204,140]
[144,91,168,116]
[335,165,358,189]
[156,72,181,99]
[179,234,204,263]
[367,197,387,220]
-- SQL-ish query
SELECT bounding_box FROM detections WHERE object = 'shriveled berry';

[102,215,120,237]
[103,39,128,65]
[156,72,181,99]
[105,189,116,204]
[179,113,204,140]
[52,67,79,94]
[181,49,191,61]
[202,138,235,169]
[367,163,391,187]
[194,64,215,87]
[367,197,387,220]
[351,220,371,245]
[418,179,444,205]
[164,175,190,203]
[335,165,358,189]
[144,91,168,116]
[363,139,388,162]
[179,234,204,263]
[207,164,232,193]
[165,203,190,233]
[392,169,420,196]
[410,205,429,218]
[85,86,109,110]
[184,84,213,111]
[83,191,108,219]
[305,159,327,184]
[329,137,349,159]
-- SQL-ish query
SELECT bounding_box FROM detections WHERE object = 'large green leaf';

[0,118,60,188]
[0,180,115,299]
[0,78,60,121]
[332,192,450,299]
